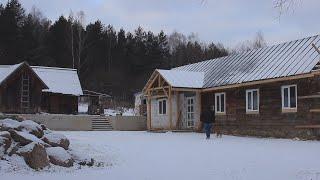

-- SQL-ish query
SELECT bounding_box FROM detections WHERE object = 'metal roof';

[173,34,320,88]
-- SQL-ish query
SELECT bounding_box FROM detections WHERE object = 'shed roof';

[0,62,48,89]
[0,63,83,96]
[170,34,320,88]
[0,62,25,84]
[31,66,83,96]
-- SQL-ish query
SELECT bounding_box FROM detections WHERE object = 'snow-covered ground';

[1,131,320,180]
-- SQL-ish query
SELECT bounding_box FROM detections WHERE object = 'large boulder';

[42,133,70,150]
[0,119,20,131]
[0,136,11,153]
[0,131,11,139]
[7,141,20,156]
[46,147,74,167]
[18,120,44,138]
[9,130,48,147]
[16,142,50,169]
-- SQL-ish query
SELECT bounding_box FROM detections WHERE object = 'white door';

[186,96,195,128]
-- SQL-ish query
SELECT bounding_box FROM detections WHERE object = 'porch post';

[176,91,180,129]
[147,90,152,130]
[169,86,173,130]
[197,91,202,131]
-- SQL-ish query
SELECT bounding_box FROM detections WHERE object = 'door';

[186,96,195,128]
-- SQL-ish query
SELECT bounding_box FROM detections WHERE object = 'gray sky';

[2,0,319,48]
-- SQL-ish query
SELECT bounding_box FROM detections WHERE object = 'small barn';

[143,34,320,138]
[0,62,83,114]
[0,62,48,113]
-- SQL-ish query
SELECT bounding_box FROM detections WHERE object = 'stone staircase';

[91,116,113,131]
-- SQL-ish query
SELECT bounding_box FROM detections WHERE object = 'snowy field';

[1,131,320,180]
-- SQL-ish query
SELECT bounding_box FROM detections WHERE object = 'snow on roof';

[0,62,24,85]
[31,66,83,96]
[174,34,320,88]
[157,69,204,88]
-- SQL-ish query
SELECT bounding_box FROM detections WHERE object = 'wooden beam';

[172,87,202,92]
[298,95,320,99]
[149,95,168,99]
[162,87,169,97]
[176,91,180,130]
[310,109,320,113]
[197,91,202,131]
[296,124,320,129]
[146,73,159,91]
[158,75,161,87]
[149,86,170,91]
[168,86,172,130]
[202,72,319,92]
[147,90,152,130]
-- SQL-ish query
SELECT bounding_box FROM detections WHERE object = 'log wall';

[201,75,320,139]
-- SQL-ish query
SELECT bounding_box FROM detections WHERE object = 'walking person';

[200,106,215,139]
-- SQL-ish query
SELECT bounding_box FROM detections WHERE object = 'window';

[281,85,297,111]
[246,89,259,113]
[186,97,195,128]
[158,99,167,115]
[215,93,226,114]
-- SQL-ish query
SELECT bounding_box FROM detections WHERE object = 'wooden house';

[0,62,48,113]
[0,62,83,114]
[143,35,320,138]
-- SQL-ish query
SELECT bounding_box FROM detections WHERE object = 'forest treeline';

[0,0,232,101]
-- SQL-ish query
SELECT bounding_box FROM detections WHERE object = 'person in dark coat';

[200,106,215,139]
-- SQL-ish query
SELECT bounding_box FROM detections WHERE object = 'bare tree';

[74,10,86,74]
[68,11,75,69]
[168,31,187,53]
[233,31,267,53]
[252,31,267,49]
[274,0,298,15]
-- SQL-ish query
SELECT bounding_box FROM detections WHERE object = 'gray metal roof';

[173,34,320,88]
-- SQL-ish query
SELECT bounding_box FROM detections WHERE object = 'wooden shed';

[143,34,320,139]
[32,66,83,114]
[0,62,48,113]
[0,62,83,114]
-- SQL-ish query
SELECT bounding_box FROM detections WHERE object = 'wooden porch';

[143,70,202,131]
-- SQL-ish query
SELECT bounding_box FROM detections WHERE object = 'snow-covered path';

[1,131,320,180]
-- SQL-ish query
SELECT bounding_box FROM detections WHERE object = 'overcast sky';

[1,0,319,48]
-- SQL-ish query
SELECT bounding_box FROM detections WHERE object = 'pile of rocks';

[0,118,94,170]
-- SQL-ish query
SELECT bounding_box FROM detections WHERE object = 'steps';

[91,116,113,131]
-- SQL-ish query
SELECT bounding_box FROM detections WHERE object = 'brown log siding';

[201,75,320,139]
[41,93,78,114]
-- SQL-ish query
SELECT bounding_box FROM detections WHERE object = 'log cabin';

[143,34,320,139]
[0,62,83,114]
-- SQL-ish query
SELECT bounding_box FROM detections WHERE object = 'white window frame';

[215,92,226,115]
[158,99,167,115]
[246,89,259,113]
[281,85,297,112]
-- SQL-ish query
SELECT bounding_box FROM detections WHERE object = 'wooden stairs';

[91,116,113,131]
